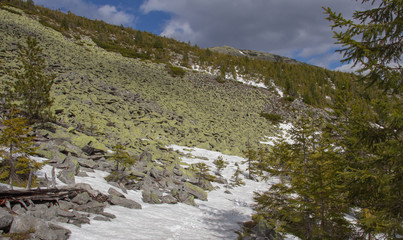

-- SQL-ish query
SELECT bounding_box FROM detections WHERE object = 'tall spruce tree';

[8,36,55,121]
[325,1,402,238]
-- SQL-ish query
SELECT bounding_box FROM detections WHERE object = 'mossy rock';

[71,135,107,152]
[184,182,207,201]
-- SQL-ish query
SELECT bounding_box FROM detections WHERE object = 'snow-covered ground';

[260,122,294,145]
[37,146,274,240]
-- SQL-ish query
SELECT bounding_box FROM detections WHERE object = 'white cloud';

[34,0,135,26]
[140,0,369,68]
[97,5,134,25]
[334,62,364,73]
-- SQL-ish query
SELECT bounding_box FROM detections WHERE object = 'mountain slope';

[209,45,299,64]
[0,5,299,157]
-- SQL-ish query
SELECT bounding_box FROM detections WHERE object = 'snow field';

[36,146,272,240]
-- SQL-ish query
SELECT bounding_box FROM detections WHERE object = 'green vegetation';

[251,1,402,239]
[4,36,55,121]
[255,115,351,239]
[1,0,358,107]
[167,64,186,78]
[0,110,43,189]
[109,143,136,171]
[213,155,228,175]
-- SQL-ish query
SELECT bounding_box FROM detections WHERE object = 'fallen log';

[0,188,83,205]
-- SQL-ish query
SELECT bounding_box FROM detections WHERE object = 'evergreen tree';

[254,115,351,239]
[7,36,55,121]
[242,144,258,180]
[213,155,228,176]
[192,162,213,184]
[109,143,135,171]
[325,1,402,237]
[230,163,245,187]
[0,109,42,189]
[324,0,402,94]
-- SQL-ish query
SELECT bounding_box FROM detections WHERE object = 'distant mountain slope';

[209,45,300,64]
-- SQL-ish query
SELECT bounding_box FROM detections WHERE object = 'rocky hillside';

[0,4,311,158]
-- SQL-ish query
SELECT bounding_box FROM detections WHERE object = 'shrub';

[167,64,186,78]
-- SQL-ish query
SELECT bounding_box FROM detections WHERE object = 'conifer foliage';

[254,115,351,239]
[7,36,55,121]
[0,110,42,189]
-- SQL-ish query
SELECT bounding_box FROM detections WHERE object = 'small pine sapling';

[109,143,135,171]
[213,155,228,176]
[230,163,245,187]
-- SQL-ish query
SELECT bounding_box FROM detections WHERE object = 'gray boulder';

[74,201,106,214]
[108,188,125,198]
[76,158,97,169]
[72,192,91,205]
[57,169,75,184]
[48,222,71,240]
[109,196,142,209]
[10,215,58,240]
[0,208,13,230]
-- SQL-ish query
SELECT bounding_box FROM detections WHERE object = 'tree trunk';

[26,168,34,190]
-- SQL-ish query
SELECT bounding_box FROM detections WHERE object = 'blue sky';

[33,0,369,71]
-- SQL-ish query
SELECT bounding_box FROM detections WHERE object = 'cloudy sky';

[32,0,370,71]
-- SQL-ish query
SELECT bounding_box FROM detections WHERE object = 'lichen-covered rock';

[76,157,97,169]
[184,182,208,201]
[57,169,75,184]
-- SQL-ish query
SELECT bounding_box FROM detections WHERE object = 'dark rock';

[108,188,125,198]
[0,208,13,230]
[82,145,95,155]
[109,196,142,209]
